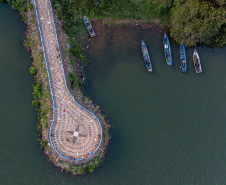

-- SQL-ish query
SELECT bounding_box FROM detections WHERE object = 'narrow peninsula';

[2,0,225,176]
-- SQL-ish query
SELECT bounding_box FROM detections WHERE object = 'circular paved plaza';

[51,106,102,159]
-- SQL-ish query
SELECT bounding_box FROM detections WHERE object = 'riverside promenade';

[33,0,102,161]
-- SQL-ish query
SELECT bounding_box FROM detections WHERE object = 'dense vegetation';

[53,0,166,43]
[53,0,225,47]
[1,0,225,47]
[170,0,226,47]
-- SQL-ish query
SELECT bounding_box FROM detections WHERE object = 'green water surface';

[83,26,226,184]
[0,3,225,185]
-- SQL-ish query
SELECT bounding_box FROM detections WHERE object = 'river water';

[1,3,226,185]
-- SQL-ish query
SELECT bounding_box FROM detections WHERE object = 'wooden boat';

[141,40,152,72]
[193,49,202,73]
[84,16,96,37]
[163,33,172,66]
[180,42,187,72]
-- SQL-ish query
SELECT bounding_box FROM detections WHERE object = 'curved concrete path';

[34,0,102,160]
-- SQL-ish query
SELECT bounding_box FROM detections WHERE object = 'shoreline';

[3,0,162,176]
[6,1,110,175]
[91,18,165,34]
[34,6,163,175]
[32,1,110,174]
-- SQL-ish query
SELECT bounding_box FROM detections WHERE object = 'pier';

[33,0,102,161]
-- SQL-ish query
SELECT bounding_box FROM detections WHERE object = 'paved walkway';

[34,0,102,160]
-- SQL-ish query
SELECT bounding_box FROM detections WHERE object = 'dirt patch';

[90,18,164,39]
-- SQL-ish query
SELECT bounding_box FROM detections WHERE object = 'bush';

[33,81,43,99]
[70,45,82,56]
[40,140,47,148]
[70,45,88,62]
[37,123,42,132]
[24,37,34,50]
[44,121,48,128]
[32,100,40,108]
[88,165,95,172]
[27,2,33,10]
[22,16,27,22]
[69,73,82,89]
[29,66,37,75]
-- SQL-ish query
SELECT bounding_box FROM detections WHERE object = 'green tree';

[170,0,226,47]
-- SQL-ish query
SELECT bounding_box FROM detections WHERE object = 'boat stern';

[182,67,187,72]
[167,61,172,66]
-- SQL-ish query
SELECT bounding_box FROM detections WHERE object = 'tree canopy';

[170,0,226,47]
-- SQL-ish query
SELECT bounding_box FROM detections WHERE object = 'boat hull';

[180,43,187,72]
[141,40,152,72]
[163,33,172,66]
[193,49,202,73]
[84,16,96,37]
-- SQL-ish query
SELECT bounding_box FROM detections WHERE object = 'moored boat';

[193,49,202,73]
[163,33,172,66]
[180,42,187,72]
[141,40,152,72]
[84,16,96,37]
